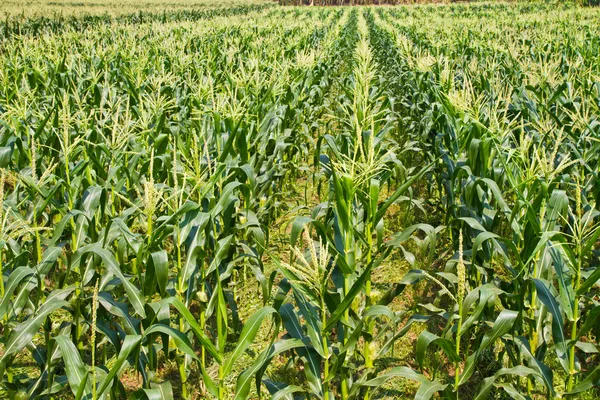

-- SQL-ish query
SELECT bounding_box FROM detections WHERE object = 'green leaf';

[54,335,90,399]
[532,278,568,371]
[150,381,174,400]
[579,305,600,338]
[325,259,376,331]
[474,366,538,400]
[235,339,304,400]
[497,383,528,400]
[363,305,395,323]
[97,335,142,397]
[362,366,428,388]
[290,216,314,248]
[37,246,64,276]
[144,324,198,360]
[74,372,90,400]
[161,297,221,362]
[0,146,12,167]
[459,310,518,385]
[369,178,380,223]
[98,292,139,334]
[414,379,448,400]
[278,303,322,391]
[0,299,69,363]
[270,384,305,400]
[566,364,600,394]
[577,265,600,295]
[375,164,432,225]
[73,244,146,318]
[479,310,518,352]
[212,181,242,217]
[515,336,555,396]
[416,330,460,371]
[150,250,169,297]
[224,306,278,376]
[293,289,324,358]
[180,211,210,283]
[575,341,598,354]
[377,314,429,357]
[0,267,35,317]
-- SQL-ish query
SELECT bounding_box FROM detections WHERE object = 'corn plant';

[1,2,600,400]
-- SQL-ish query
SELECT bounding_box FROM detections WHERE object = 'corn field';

[0,1,599,399]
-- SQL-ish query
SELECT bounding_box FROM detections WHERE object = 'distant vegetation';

[279,0,449,6]
[0,0,270,17]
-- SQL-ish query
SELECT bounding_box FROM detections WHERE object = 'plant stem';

[175,226,188,399]
[341,274,351,400]
[217,269,225,400]
[455,297,463,396]
[0,252,4,297]
[322,296,330,400]
[364,222,373,400]
[46,323,54,399]
[567,250,582,391]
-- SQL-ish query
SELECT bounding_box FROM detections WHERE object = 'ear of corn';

[0,1,599,399]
